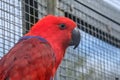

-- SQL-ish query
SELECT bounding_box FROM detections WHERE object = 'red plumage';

[0,38,55,80]
[0,15,79,80]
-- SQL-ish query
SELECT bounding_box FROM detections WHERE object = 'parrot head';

[26,15,80,50]
[25,15,80,76]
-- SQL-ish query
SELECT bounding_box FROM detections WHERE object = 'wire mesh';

[0,0,22,57]
[22,0,47,34]
[0,0,120,80]
[57,0,120,80]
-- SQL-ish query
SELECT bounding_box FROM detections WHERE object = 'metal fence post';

[47,0,57,15]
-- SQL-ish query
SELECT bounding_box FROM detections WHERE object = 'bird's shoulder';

[0,38,56,80]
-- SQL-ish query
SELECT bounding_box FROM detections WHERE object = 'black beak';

[69,27,80,49]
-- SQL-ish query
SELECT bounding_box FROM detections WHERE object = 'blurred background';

[0,0,120,80]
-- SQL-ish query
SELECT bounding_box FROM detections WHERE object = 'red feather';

[0,38,55,80]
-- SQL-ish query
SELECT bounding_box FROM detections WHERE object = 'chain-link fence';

[0,0,120,80]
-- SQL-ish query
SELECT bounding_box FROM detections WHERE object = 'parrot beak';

[69,27,80,49]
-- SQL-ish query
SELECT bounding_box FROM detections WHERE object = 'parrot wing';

[0,38,56,80]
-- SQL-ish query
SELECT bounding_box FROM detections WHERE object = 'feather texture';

[0,38,55,80]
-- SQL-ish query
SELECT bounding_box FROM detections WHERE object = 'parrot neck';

[50,42,66,76]
[24,34,68,76]
[48,39,67,76]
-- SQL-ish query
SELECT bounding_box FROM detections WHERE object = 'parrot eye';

[59,24,66,30]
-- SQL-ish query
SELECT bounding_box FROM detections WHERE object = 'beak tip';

[73,46,76,49]
[73,43,79,49]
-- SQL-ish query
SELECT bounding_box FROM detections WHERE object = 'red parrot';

[0,15,80,80]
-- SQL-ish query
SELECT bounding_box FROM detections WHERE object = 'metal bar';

[75,0,120,26]
[47,0,56,15]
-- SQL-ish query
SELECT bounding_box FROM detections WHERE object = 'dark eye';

[59,24,66,30]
